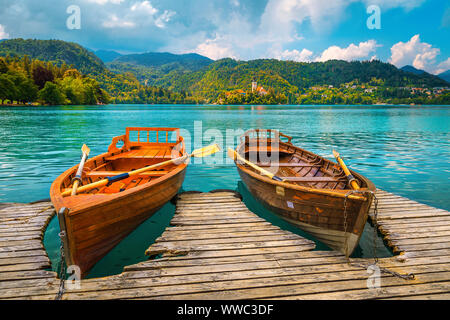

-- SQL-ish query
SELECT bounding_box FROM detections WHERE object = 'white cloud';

[316,40,380,62]
[435,58,450,75]
[155,10,176,28]
[194,35,237,60]
[86,0,124,5]
[102,14,135,28]
[361,0,425,11]
[277,49,314,62]
[389,34,440,72]
[130,1,158,15]
[101,1,177,30]
[0,25,9,39]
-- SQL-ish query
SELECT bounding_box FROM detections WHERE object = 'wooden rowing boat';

[232,129,376,256]
[50,127,188,277]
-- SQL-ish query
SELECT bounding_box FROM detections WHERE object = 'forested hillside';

[0,39,200,105]
[1,39,449,105]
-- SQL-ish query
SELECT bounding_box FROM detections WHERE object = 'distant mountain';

[107,51,214,86]
[95,50,122,63]
[400,65,428,75]
[0,39,106,74]
[437,70,450,83]
[112,52,213,69]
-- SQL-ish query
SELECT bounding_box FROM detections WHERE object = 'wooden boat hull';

[50,127,188,277]
[237,167,372,254]
[234,129,376,256]
[57,168,186,277]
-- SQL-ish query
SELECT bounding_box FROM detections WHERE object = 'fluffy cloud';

[155,10,176,29]
[259,0,351,43]
[100,1,175,30]
[435,58,450,75]
[389,35,440,72]
[85,0,124,5]
[194,35,237,60]
[102,14,135,28]
[0,0,441,62]
[130,1,157,15]
[361,0,425,11]
[0,25,9,39]
[316,40,380,62]
[276,49,314,62]
[273,40,379,63]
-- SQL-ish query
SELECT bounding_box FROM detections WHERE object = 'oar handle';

[229,148,284,182]
[71,150,89,196]
[333,150,360,190]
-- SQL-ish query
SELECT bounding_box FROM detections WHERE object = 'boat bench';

[257,163,321,167]
[86,171,169,178]
[105,148,175,161]
[244,146,295,155]
[283,176,347,182]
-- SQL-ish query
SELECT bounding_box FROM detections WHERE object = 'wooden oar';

[62,144,220,197]
[228,148,285,182]
[71,144,91,196]
[332,150,360,190]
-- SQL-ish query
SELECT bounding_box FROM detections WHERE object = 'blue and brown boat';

[229,129,376,256]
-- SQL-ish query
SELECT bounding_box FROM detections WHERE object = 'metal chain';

[55,231,66,300]
[342,194,350,258]
[343,190,415,280]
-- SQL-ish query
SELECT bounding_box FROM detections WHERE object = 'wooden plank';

[0,270,57,282]
[385,230,450,240]
[147,239,315,253]
[0,261,50,273]
[158,229,293,241]
[0,255,49,266]
[393,242,450,253]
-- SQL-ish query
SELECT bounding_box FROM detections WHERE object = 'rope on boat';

[343,190,415,281]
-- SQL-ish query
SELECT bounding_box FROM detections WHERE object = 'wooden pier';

[0,190,450,300]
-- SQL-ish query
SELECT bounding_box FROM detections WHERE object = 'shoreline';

[2,103,450,108]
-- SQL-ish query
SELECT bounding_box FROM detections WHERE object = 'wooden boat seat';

[257,163,321,167]
[245,146,294,155]
[282,176,347,182]
[105,154,173,161]
[105,148,175,161]
[86,171,169,178]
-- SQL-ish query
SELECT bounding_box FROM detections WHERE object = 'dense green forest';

[0,39,201,105]
[0,39,449,106]
[0,55,109,105]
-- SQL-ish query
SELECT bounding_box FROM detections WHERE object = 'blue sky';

[0,0,449,73]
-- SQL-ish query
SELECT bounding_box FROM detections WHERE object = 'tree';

[0,74,17,103]
[0,58,8,74]
[32,62,54,89]
[38,81,66,105]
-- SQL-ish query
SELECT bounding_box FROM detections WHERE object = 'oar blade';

[332,149,339,159]
[227,148,237,160]
[191,144,221,158]
[82,144,90,156]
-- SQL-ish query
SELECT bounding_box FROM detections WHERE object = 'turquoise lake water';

[0,104,449,278]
